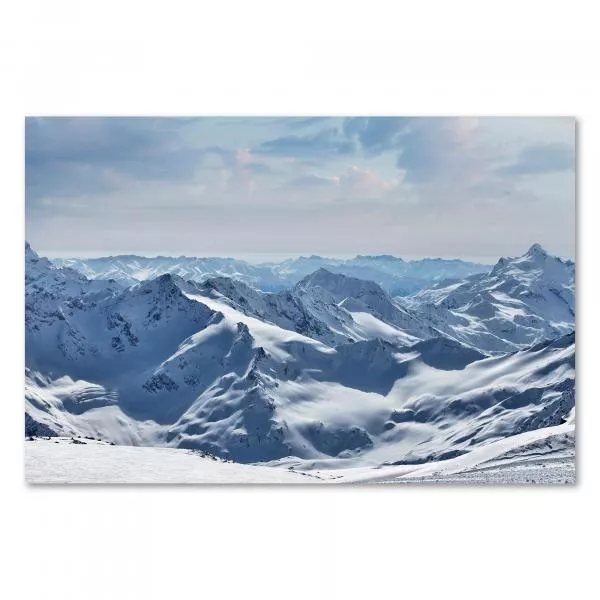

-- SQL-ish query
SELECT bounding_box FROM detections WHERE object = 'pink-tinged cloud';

[340,166,400,198]
[234,148,252,167]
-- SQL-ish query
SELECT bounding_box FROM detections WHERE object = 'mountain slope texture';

[25,242,575,480]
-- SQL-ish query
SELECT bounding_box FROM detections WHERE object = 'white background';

[1,1,598,598]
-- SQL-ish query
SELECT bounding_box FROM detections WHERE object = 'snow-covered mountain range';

[25,242,575,472]
[52,253,490,295]
[401,243,575,353]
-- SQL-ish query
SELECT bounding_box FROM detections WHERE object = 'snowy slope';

[26,270,217,383]
[25,242,575,475]
[320,421,575,484]
[402,244,575,353]
[25,421,574,484]
[189,271,433,347]
[256,332,574,469]
[25,437,315,484]
[26,299,574,467]
[294,268,438,342]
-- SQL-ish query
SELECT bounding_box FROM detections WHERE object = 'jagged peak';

[490,254,514,275]
[25,241,39,260]
[155,273,181,288]
[295,267,338,287]
[296,268,390,304]
[525,243,548,259]
[236,321,251,336]
[202,275,253,293]
[136,272,185,296]
[491,243,553,275]
[25,243,90,286]
[299,267,371,286]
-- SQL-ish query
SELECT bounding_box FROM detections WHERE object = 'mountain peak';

[297,267,336,285]
[491,243,552,275]
[313,267,335,277]
[296,268,390,307]
[526,243,548,258]
[157,273,177,285]
[136,272,183,296]
[25,241,39,261]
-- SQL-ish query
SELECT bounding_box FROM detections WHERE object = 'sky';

[25,116,576,262]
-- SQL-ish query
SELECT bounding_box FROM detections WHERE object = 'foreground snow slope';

[312,421,575,484]
[26,421,574,484]
[25,438,315,484]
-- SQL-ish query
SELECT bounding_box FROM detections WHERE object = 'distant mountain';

[293,268,438,342]
[25,242,575,467]
[183,267,443,348]
[52,254,285,290]
[52,253,491,295]
[401,244,575,353]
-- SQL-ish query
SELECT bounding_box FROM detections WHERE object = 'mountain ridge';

[24,242,575,467]
[50,250,493,295]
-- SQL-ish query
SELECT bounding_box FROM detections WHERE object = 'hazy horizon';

[40,248,496,264]
[37,244,574,266]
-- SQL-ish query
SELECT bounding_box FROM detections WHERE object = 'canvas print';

[24,116,575,484]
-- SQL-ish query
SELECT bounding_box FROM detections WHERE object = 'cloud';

[339,166,401,199]
[203,146,243,168]
[287,174,340,188]
[26,116,575,260]
[26,119,279,207]
[26,117,200,173]
[343,117,411,155]
[257,127,355,157]
[201,146,275,196]
[394,117,483,183]
[26,117,205,202]
[275,117,332,130]
[496,143,575,176]
[245,162,275,175]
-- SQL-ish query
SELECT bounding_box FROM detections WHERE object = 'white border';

[1,2,598,599]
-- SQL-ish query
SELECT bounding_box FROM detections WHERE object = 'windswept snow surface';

[320,422,575,484]
[25,242,575,483]
[26,422,574,484]
[25,438,315,484]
